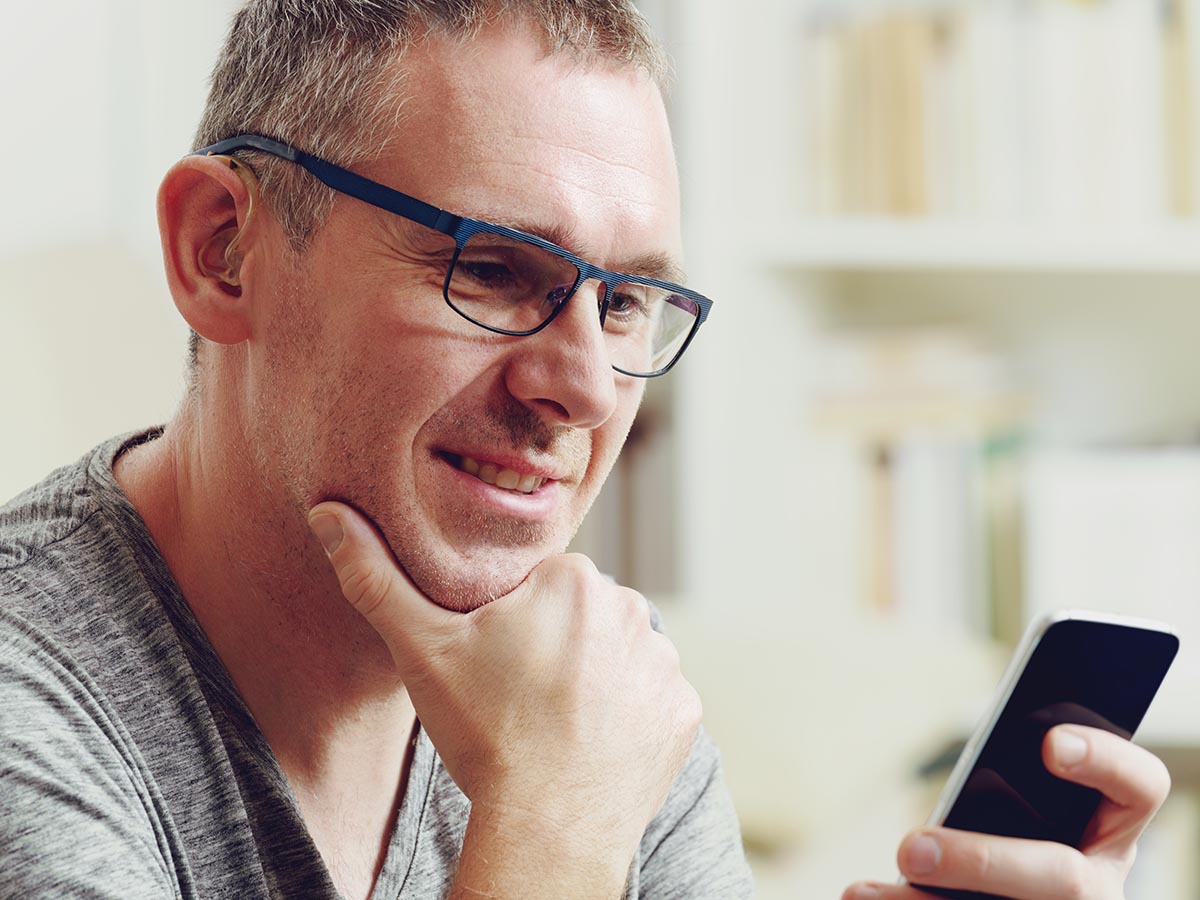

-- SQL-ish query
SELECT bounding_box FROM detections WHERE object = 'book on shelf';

[797,0,1184,223]
[810,326,1027,637]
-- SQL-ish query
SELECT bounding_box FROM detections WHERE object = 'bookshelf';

[635,0,1200,896]
[753,219,1200,272]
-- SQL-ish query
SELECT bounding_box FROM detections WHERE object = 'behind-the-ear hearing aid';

[197,155,259,287]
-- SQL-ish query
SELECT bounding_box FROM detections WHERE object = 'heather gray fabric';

[0,431,753,899]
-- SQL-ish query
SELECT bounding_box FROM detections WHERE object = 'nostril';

[533,398,571,422]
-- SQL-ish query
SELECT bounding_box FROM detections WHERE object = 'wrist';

[450,801,637,900]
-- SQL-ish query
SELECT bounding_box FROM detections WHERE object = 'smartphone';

[912,610,1179,900]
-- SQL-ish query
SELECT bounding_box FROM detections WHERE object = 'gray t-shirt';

[0,431,753,899]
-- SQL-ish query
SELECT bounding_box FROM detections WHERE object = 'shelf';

[753,219,1200,273]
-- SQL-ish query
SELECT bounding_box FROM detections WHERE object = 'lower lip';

[436,454,562,520]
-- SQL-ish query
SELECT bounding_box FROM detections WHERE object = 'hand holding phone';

[912,610,1178,900]
[844,609,1171,897]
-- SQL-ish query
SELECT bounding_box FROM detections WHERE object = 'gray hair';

[187,0,668,370]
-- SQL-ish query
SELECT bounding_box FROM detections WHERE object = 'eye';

[608,289,649,319]
[457,259,517,286]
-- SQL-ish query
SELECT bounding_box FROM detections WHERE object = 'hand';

[842,725,1172,900]
[307,501,702,864]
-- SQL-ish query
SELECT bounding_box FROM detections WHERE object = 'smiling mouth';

[444,453,547,495]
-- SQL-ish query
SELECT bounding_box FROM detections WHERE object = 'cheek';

[586,383,644,482]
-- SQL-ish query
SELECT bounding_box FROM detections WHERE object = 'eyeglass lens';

[446,231,699,375]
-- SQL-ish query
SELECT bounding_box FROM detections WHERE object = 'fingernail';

[846,885,882,900]
[1054,729,1088,768]
[907,833,941,876]
[308,513,343,555]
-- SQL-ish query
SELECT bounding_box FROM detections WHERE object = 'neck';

[113,386,416,785]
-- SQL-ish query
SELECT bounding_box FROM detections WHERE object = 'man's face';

[247,23,682,611]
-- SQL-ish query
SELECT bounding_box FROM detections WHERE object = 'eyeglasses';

[192,134,713,377]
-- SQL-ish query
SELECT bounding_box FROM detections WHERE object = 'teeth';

[456,456,545,494]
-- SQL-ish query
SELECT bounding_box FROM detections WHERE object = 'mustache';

[459,397,587,462]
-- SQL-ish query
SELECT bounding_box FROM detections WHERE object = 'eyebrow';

[495,216,689,286]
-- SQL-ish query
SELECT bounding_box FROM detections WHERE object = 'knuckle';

[661,634,682,668]
[648,630,682,670]
[557,552,599,578]
[530,552,580,586]
[619,588,651,625]
[1117,842,1138,873]
[955,837,994,883]
[338,559,391,617]
[1053,851,1090,900]
[1149,756,1173,806]
[681,683,703,728]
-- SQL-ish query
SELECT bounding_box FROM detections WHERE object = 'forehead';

[363,20,682,264]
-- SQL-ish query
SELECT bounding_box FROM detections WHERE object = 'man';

[0,3,1169,900]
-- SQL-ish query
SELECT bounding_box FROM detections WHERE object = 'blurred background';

[4,0,1200,896]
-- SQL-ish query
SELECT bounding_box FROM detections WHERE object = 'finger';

[841,881,955,900]
[307,501,458,653]
[1043,725,1171,848]
[895,827,1095,900]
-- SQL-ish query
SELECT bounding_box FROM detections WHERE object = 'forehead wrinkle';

[511,129,664,182]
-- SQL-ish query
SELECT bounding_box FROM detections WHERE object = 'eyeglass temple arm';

[193,134,463,236]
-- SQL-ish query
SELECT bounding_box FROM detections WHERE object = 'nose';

[503,279,619,429]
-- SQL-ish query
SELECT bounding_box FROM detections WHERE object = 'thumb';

[307,501,458,656]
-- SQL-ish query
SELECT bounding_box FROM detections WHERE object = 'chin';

[401,545,556,614]
[367,489,589,614]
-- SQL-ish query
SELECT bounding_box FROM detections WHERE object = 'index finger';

[1043,724,1171,849]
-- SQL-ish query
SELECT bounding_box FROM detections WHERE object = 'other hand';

[842,724,1171,899]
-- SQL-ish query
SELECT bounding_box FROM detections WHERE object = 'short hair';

[186,0,669,372]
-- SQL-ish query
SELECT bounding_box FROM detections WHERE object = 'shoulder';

[0,434,188,899]
[0,433,168,661]
[0,609,182,897]
[632,725,754,898]
[0,451,99,572]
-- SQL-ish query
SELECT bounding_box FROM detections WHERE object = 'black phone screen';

[916,618,1178,900]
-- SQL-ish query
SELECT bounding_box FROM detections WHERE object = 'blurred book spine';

[810,327,1028,638]
[797,0,1187,222]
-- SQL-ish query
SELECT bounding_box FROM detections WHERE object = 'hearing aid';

[197,155,259,287]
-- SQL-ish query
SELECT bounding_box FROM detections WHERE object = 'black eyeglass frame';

[192,134,713,377]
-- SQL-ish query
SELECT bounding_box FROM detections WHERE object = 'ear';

[157,154,268,346]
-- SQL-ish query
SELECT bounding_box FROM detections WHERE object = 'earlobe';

[158,153,264,346]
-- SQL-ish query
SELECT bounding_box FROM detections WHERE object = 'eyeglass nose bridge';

[553,269,616,329]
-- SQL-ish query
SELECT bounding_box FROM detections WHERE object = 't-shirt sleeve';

[635,602,754,899]
[633,726,755,899]
[0,612,182,899]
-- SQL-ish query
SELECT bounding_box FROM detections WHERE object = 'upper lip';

[438,450,571,483]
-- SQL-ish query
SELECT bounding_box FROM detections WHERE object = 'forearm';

[448,803,635,900]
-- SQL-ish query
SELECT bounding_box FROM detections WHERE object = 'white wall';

[0,1,241,500]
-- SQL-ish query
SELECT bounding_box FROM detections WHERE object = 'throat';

[281,710,420,900]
